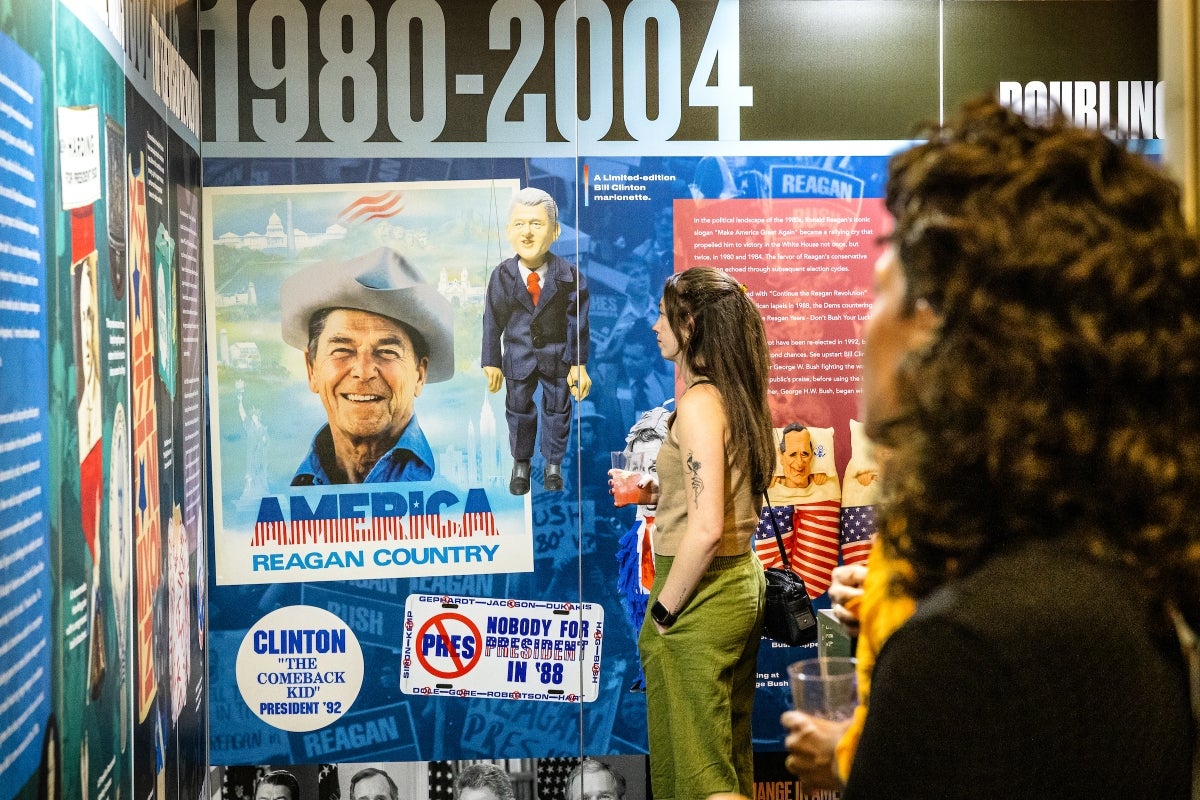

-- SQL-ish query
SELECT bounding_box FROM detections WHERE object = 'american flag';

[839,504,876,566]
[338,190,405,223]
[754,505,794,570]
[318,764,340,800]
[754,500,841,597]
[428,761,456,800]
[537,758,580,800]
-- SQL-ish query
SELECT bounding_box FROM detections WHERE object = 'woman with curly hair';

[786,96,1198,798]
[639,266,775,799]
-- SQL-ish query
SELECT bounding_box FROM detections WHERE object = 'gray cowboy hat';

[280,247,454,382]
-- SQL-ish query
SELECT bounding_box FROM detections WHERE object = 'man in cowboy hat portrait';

[482,186,591,495]
[280,246,454,485]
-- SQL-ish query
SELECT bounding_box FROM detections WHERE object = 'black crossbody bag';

[760,490,820,645]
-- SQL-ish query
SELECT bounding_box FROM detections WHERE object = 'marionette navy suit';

[482,252,590,469]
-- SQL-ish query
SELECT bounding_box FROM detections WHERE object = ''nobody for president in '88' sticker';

[236,605,364,732]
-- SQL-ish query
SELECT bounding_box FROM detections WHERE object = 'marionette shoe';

[509,459,531,495]
[543,463,563,491]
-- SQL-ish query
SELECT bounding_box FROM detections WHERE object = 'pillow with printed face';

[841,418,882,508]
[757,424,841,597]
[771,423,840,503]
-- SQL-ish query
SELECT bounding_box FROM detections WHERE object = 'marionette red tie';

[527,271,541,306]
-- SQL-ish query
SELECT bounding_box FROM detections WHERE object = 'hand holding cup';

[609,451,657,507]
[788,657,857,721]
[780,657,858,789]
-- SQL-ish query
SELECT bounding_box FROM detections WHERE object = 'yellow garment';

[834,538,917,782]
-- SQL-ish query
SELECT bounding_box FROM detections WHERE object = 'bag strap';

[1168,603,1200,800]
[763,489,792,569]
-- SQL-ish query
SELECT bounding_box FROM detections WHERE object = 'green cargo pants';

[639,551,766,800]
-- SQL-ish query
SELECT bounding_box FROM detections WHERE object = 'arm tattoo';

[685,450,704,506]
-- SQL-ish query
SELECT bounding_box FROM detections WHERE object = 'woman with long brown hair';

[639,266,776,799]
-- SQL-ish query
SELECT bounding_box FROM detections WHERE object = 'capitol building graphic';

[214,203,347,254]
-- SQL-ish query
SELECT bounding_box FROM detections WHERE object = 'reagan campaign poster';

[204,179,535,587]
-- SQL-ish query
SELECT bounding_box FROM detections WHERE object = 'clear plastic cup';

[787,657,858,721]
[610,451,649,507]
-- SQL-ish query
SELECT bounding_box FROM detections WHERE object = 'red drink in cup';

[610,451,651,507]
[612,470,647,506]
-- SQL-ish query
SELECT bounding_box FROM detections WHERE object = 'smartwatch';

[650,600,678,628]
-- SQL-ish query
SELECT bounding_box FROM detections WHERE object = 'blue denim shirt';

[291,415,435,485]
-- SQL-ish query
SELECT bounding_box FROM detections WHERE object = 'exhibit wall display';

[0,1,1161,800]
[197,2,1160,798]
[0,1,206,800]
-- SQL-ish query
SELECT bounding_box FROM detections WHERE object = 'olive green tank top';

[651,383,760,557]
